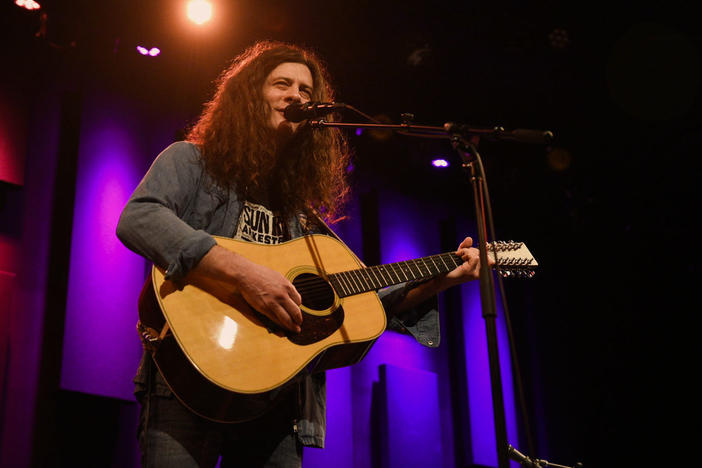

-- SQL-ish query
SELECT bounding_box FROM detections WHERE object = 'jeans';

[137,368,302,468]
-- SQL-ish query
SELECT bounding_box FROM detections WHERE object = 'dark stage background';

[1,1,698,467]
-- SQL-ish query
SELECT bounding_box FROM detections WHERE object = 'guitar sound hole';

[293,273,335,311]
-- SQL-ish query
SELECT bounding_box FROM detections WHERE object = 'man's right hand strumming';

[194,245,303,333]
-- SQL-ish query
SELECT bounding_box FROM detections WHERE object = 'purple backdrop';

[59,88,185,400]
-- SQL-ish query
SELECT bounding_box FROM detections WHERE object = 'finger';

[457,236,474,250]
[270,302,301,333]
[282,296,303,326]
[288,284,302,306]
[464,256,479,274]
[458,247,478,261]
[486,253,496,266]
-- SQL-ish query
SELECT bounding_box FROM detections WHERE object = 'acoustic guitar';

[138,234,537,422]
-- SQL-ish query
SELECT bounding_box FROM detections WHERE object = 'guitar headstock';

[488,241,538,278]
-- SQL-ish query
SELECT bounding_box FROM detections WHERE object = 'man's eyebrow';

[270,75,292,82]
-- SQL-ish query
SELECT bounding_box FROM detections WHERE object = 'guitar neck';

[327,241,537,298]
[328,252,462,298]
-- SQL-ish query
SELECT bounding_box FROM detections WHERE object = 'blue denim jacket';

[116,142,440,447]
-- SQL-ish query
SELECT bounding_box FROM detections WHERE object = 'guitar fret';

[418,258,429,276]
[351,270,365,293]
[422,257,432,276]
[344,271,359,294]
[430,255,441,274]
[334,272,346,295]
[357,270,372,292]
[425,255,437,274]
[438,254,451,271]
[402,262,414,281]
[379,265,393,287]
[388,263,402,284]
[335,272,347,294]
[375,266,385,287]
[369,266,384,288]
[350,270,365,293]
[394,262,409,282]
[333,273,350,297]
[329,274,346,296]
[417,258,429,278]
[401,263,411,281]
[356,270,370,292]
[406,260,420,279]
[341,271,354,294]
[339,272,353,295]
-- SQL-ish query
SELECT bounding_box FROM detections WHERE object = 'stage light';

[15,0,40,10]
[431,158,449,168]
[187,0,213,25]
[136,46,160,57]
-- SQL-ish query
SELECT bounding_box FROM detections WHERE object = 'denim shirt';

[116,141,440,448]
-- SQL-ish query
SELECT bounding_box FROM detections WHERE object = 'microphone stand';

[448,132,510,468]
[508,445,583,468]
[310,117,550,468]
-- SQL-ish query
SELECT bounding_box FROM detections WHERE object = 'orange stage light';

[186,0,213,25]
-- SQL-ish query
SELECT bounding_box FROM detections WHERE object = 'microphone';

[283,102,346,122]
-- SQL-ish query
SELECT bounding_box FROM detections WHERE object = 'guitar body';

[139,234,387,422]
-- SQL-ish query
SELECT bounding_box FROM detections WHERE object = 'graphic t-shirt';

[233,200,288,245]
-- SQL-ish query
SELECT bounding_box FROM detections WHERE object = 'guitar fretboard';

[328,252,463,298]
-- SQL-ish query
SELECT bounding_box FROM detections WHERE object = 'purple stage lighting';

[136,46,160,57]
[431,158,449,168]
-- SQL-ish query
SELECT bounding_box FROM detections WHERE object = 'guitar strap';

[311,212,367,268]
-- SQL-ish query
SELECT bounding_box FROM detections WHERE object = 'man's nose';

[284,87,303,103]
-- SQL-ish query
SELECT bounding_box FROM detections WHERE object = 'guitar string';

[291,253,464,293]
[291,253,463,285]
[294,257,463,301]
[291,248,533,292]
[290,250,530,304]
[295,252,531,303]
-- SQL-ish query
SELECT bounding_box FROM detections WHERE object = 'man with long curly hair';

[117,40,487,467]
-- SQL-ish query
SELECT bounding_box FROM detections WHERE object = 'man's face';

[262,62,314,133]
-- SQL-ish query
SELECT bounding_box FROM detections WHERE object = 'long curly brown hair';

[187,41,350,222]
